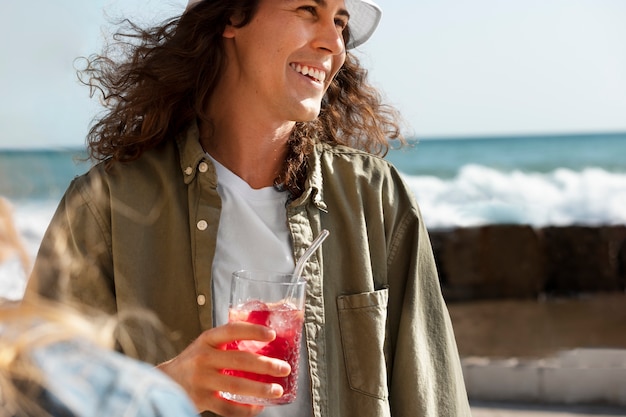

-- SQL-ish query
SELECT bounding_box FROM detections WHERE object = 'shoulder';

[84,141,180,184]
[315,143,413,199]
[66,141,182,203]
[317,143,394,170]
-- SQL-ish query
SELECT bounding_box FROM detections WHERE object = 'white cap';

[185,0,382,49]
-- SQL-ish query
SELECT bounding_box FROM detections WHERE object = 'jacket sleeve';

[25,171,117,315]
[385,179,472,416]
[137,381,199,417]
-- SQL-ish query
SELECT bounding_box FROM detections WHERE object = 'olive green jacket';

[27,123,471,417]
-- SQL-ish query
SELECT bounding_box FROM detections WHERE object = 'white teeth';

[291,63,326,83]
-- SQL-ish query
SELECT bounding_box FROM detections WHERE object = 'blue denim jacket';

[27,339,198,417]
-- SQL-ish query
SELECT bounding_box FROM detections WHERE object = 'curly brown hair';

[80,0,405,196]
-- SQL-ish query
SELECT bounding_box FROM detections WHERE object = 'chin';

[296,114,320,123]
[292,105,322,122]
[286,97,323,122]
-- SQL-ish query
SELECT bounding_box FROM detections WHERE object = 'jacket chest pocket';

[336,288,389,399]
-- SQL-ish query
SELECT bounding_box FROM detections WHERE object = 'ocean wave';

[11,201,57,259]
[6,165,626,262]
[402,165,626,229]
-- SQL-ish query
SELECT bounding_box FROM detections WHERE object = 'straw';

[292,229,330,282]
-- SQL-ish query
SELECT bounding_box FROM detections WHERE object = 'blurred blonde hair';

[0,197,110,415]
[0,197,170,416]
[0,197,30,275]
[0,299,118,417]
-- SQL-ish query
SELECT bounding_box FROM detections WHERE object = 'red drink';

[223,300,305,405]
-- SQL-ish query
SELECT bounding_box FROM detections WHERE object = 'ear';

[223,24,236,39]
[222,12,244,39]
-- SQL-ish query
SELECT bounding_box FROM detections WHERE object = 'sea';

[1,132,626,299]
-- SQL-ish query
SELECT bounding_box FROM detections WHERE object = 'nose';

[312,18,346,55]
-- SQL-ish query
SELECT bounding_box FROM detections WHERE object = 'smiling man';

[26,1,471,416]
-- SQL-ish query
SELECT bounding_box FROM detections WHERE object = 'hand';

[157,322,291,416]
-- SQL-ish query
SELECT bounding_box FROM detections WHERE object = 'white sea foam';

[0,255,27,301]
[6,166,626,258]
[13,201,57,260]
[403,165,626,229]
[0,200,56,300]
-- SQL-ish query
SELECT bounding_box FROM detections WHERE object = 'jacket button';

[197,220,208,231]
[197,294,206,306]
[184,167,193,175]
[199,162,209,173]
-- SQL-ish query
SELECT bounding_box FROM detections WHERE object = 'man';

[27,0,471,416]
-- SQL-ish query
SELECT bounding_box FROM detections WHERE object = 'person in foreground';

[0,198,30,281]
[26,0,471,416]
[0,198,198,417]
[0,300,200,417]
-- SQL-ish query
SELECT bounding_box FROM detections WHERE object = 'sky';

[1,0,625,149]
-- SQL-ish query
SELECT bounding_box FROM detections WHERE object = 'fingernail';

[278,361,291,375]
[270,383,284,397]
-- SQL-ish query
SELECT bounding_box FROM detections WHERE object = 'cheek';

[328,55,346,83]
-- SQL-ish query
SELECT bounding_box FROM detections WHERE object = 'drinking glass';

[220,269,306,405]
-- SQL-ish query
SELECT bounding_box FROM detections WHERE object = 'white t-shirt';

[208,154,312,417]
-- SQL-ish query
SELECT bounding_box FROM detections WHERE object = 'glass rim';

[232,269,307,285]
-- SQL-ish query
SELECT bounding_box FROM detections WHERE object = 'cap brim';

[185,0,382,49]
[346,0,382,49]
[186,0,201,10]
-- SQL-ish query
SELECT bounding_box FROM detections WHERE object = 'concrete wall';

[429,225,626,301]
[430,225,626,407]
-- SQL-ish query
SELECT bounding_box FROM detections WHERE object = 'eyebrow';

[293,0,351,19]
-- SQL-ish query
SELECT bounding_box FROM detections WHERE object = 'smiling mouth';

[290,63,326,83]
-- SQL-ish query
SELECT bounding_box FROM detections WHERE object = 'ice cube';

[247,310,271,326]
[269,308,300,335]
[235,300,270,326]
[240,299,269,312]
[272,301,298,311]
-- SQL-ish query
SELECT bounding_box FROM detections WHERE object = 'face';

[221,0,349,123]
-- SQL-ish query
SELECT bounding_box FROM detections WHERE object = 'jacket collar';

[176,121,217,186]
[175,120,327,211]
[291,143,327,212]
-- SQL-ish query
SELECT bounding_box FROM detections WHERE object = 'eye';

[299,5,317,16]
[335,16,348,30]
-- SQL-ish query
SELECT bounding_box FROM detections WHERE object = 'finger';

[196,370,279,416]
[215,372,285,399]
[201,322,277,347]
[210,399,265,417]
[187,365,283,414]
[206,349,291,378]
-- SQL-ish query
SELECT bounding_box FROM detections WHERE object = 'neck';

[199,114,295,190]
[201,62,300,189]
